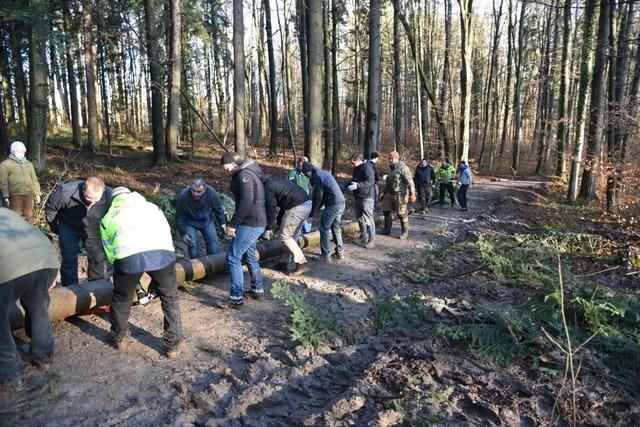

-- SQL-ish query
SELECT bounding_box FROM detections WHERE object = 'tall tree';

[144,0,166,165]
[511,0,525,171]
[457,0,475,162]
[578,0,610,199]
[264,0,279,156]
[233,0,247,156]
[392,0,401,151]
[440,0,453,158]
[166,0,181,161]
[306,0,323,164]
[555,0,572,177]
[63,0,81,147]
[364,0,381,158]
[27,0,49,170]
[499,0,514,157]
[82,2,100,153]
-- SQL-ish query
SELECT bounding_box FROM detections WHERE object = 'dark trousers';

[58,223,106,286]
[110,262,182,349]
[439,182,456,206]
[457,184,469,209]
[417,184,433,211]
[0,269,57,381]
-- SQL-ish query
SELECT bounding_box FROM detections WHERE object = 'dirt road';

[9,179,621,426]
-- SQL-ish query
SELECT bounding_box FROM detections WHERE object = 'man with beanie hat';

[175,178,227,258]
[45,177,112,286]
[0,141,41,223]
[301,162,346,261]
[218,152,267,309]
[0,207,59,392]
[100,187,183,358]
[380,150,416,239]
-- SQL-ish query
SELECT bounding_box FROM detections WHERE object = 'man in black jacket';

[45,177,111,286]
[348,153,376,248]
[218,152,267,309]
[264,178,312,275]
[414,159,436,213]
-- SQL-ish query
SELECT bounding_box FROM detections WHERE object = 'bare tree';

[166,0,182,161]
[457,0,474,162]
[307,0,323,165]
[233,0,247,156]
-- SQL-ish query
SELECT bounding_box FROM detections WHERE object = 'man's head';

[388,150,400,166]
[10,141,26,160]
[349,153,363,167]
[420,158,428,167]
[110,186,131,201]
[441,158,450,168]
[370,151,379,164]
[220,152,244,172]
[190,178,207,200]
[296,156,309,171]
[84,177,106,206]
[300,162,314,178]
[459,160,467,167]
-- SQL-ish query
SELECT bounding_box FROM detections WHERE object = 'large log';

[10,220,362,330]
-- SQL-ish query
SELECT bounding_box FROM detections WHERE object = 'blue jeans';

[226,225,265,301]
[184,219,220,258]
[320,202,345,258]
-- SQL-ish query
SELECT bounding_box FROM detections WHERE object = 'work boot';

[109,332,132,350]
[164,342,184,359]
[364,240,375,249]
[19,344,51,371]
[381,213,392,235]
[288,262,310,276]
[246,290,265,301]
[398,219,409,240]
[216,298,244,309]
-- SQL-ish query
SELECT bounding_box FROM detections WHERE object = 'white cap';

[10,141,26,153]
[111,186,131,199]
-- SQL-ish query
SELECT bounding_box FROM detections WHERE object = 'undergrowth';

[369,293,433,331]
[271,281,341,348]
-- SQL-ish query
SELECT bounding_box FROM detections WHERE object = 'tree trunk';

[364,0,381,159]
[213,41,227,136]
[144,0,166,165]
[307,0,323,165]
[457,0,474,163]
[578,0,610,200]
[0,28,16,125]
[323,1,333,169]
[296,0,310,154]
[233,0,247,156]
[392,0,402,151]
[567,0,597,200]
[10,23,27,131]
[511,0,525,171]
[331,0,340,174]
[63,0,82,147]
[166,0,181,161]
[0,74,8,153]
[97,38,112,156]
[555,0,572,177]
[82,3,100,153]
[499,0,514,158]
[27,0,49,171]
[264,0,278,156]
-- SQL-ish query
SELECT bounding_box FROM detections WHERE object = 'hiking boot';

[398,220,409,240]
[164,342,184,359]
[364,241,375,249]
[319,255,333,263]
[335,252,345,260]
[216,298,244,309]
[109,334,131,351]
[0,376,24,394]
[358,234,367,244]
[288,262,310,276]
[19,344,52,371]
[380,214,392,235]
[246,290,265,301]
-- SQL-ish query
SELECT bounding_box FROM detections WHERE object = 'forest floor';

[2,137,639,426]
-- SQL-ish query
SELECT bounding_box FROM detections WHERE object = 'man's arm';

[44,185,65,232]
[264,185,278,231]
[310,176,323,218]
[174,193,188,235]
[0,162,9,198]
[210,187,227,225]
[228,172,255,228]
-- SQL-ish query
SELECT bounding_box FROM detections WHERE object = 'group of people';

[0,142,473,391]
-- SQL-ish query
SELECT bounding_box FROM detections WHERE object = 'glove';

[347,182,358,191]
[34,194,41,204]
[261,230,273,240]
[409,194,417,203]
[182,234,194,246]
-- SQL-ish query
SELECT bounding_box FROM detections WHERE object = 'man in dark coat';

[414,159,436,213]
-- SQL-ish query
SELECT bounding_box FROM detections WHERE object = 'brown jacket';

[0,158,40,197]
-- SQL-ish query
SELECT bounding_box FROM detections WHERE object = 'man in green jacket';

[0,141,41,223]
[435,159,457,207]
[100,187,183,358]
[0,208,59,391]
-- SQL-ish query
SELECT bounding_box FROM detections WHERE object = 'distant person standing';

[414,159,436,213]
[100,187,183,358]
[0,141,41,223]
[0,208,59,391]
[175,178,227,259]
[348,153,376,248]
[45,177,111,286]
[456,161,473,212]
[287,156,312,234]
[301,162,346,261]
[380,151,416,240]
[218,152,267,309]
[368,152,382,204]
[435,159,456,207]
[263,178,312,275]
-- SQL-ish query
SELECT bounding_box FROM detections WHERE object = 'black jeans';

[439,182,456,206]
[0,269,57,381]
[417,184,433,210]
[110,262,182,349]
[457,184,469,209]
[58,223,106,286]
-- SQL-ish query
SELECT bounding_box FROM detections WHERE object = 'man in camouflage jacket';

[380,150,416,239]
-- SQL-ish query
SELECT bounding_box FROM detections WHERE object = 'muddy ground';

[4,178,639,426]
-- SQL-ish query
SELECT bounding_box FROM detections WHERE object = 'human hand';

[347,182,358,191]
[34,194,41,204]
[182,234,194,246]
[3,197,9,207]
[409,194,417,203]
[221,224,228,234]
[226,226,236,238]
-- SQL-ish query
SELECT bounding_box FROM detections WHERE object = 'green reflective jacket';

[435,165,456,184]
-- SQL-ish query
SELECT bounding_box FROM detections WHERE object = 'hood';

[235,160,264,180]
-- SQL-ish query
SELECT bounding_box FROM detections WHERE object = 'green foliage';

[392,385,454,426]
[0,373,66,425]
[271,281,339,348]
[369,293,432,331]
